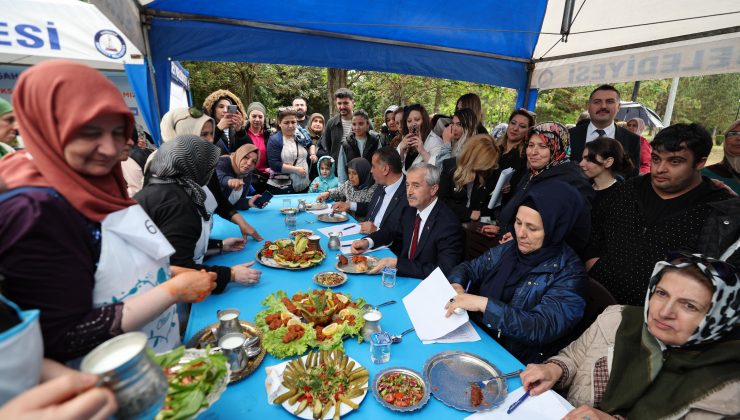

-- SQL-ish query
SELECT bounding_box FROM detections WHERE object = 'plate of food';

[313,271,348,288]
[255,289,366,358]
[373,367,430,412]
[289,229,313,238]
[336,255,379,274]
[423,351,508,412]
[257,237,325,270]
[280,207,298,215]
[152,347,229,420]
[305,202,328,211]
[185,319,265,383]
[317,212,349,223]
[267,349,369,419]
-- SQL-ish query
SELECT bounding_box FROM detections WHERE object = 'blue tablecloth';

[186,194,524,419]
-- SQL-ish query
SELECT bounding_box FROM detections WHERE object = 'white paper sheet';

[317,223,361,237]
[421,321,481,344]
[487,167,515,210]
[402,267,469,340]
[464,387,574,420]
[340,240,389,253]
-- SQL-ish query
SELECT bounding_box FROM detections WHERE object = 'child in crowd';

[309,156,339,193]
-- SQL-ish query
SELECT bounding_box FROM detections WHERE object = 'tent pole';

[141,13,162,131]
[663,77,680,127]
[522,62,535,109]
[631,81,640,102]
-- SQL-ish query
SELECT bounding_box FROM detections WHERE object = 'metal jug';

[327,231,342,250]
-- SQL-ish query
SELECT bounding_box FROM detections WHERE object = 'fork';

[472,369,522,388]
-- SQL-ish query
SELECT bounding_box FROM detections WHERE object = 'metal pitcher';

[327,231,342,250]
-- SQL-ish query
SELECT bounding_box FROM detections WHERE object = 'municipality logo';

[94,30,126,59]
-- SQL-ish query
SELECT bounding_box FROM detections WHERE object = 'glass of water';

[285,210,297,230]
[282,198,292,209]
[381,267,397,288]
[370,331,392,364]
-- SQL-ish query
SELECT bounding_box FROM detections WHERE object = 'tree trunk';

[433,82,443,114]
[327,68,348,116]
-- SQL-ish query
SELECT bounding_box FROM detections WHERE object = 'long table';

[185,194,525,419]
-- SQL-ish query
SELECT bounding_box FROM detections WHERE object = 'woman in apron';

[0,60,217,362]
[136,135,262,290]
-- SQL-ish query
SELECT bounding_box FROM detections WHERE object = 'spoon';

[361,300,396,311]
[391,327,415,344]
[471,369,523,388]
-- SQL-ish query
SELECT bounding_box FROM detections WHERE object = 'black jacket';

[318,114,346,165]
[368,200,463,279]
[355,176,408,255]
[696,197,740,268]
[568,124,641,177]
[341,132,380,167]
[215,125,250,155]
[438,158,500,223]
[135,184,232,293]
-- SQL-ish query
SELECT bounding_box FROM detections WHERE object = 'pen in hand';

[506,388,530,414]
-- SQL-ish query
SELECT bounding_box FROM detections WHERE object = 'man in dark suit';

[569,85,640,177]
[355,147,408,241]
[351,163,464,279]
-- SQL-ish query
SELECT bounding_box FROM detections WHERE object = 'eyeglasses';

[665,251,737,283]
[726,130,740,137]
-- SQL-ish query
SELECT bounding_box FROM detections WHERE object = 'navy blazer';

[569,124,640,177]
[355,176,409,255]
[368,199,463,279]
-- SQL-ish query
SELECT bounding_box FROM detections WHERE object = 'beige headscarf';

[230,143,259,176]
[144,108,215,175]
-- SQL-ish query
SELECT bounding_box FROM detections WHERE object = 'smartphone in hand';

[227,104,238,114]
[252,191,273,208]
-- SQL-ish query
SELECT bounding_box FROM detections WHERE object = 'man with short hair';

[318,88,354,166]
[586,123,734,305]
[569,85,640,176]
[356,147,408,241]
[351,163,463,279]
[292,97,308,128]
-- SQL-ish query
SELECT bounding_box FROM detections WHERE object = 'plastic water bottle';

[370,332,392,364]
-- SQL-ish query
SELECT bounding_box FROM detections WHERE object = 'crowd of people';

[0,60,738,419]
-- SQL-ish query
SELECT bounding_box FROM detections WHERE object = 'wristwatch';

[215,240,224,254]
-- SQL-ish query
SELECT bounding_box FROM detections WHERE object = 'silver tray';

[306,202,328,211]
[185,320,265,383]
[335,255,379,274]
[373,367,431,412]
[317,212,349,223]
[313,271,348,288]
[423,351,508,412]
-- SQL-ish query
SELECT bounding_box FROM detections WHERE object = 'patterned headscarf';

[645,252,739,347]
[526,121,570,175]
[149,135,221,221]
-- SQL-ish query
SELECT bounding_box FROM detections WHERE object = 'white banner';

[532,34,740,90]
[0,0,143,70]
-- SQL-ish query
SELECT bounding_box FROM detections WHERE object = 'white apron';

[193,187,219,264]
[93,204,179,353]
[0,294,43,404]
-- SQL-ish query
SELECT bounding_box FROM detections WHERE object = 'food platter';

[153,347,230,420]
[422,351,508,412]
[335,255,379,274]
[267,350,368,419]
[305,202,328,211]
[373,367,430,412]
[255,289,366,358]
[185,320,265,383]
[280,207,298,215]
[289,229,314,238]
[313,271,348,288]
[317,212,349,223]
[257,238,326,270]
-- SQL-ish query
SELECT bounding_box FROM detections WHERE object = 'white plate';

[278,354,368,419]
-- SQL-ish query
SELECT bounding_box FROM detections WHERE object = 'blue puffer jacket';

[448,241,587,364]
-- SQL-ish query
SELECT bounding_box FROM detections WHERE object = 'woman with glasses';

[202,89,249,155]
[436,108,478,167]
[496,122,594,254]
[702,120,740,194]
[266,107,313,194]
[521,253,739,420]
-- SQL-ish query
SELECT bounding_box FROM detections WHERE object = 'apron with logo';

[0,294,43,404]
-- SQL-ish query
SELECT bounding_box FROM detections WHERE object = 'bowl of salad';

[372,367,430,412]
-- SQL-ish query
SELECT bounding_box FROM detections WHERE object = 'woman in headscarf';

[316,157,378,218]
[215,143,266,210]
[436,108,479,167]
[0,60,216,363]
[202,89,249,155]
[438,134,501,222]
[626,117,653,175]
[521,253,739,419]
[244,102,271,193]
[496,122,594,253]
[0,97,18,157]
[702,120,739,194]
[154,107,263,242]
[307,113,326,181]
[445,181,588,364]
[136,136,262,290]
